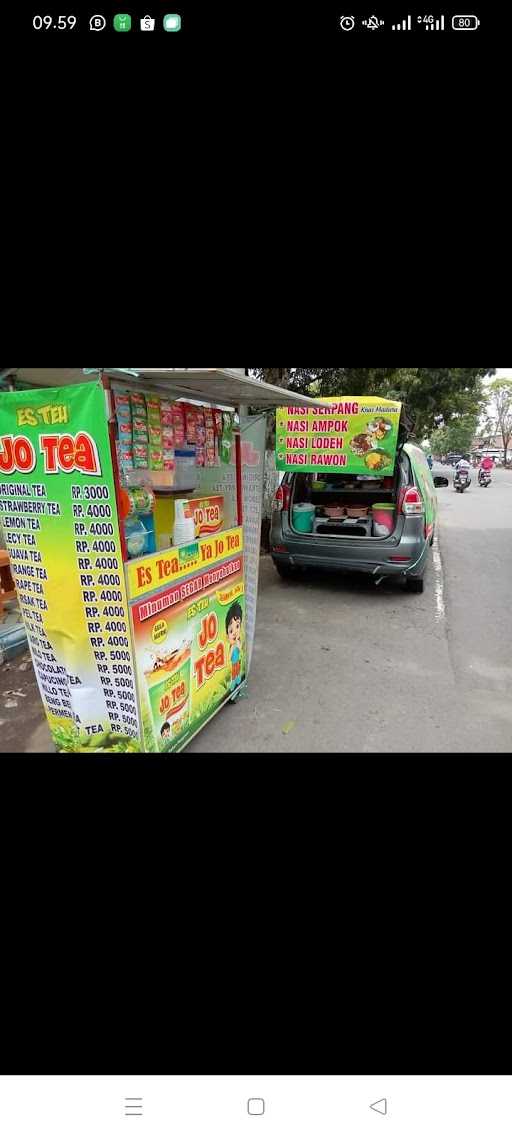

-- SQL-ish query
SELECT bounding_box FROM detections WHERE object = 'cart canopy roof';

[7,368,326,410]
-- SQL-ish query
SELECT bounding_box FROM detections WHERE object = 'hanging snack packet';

[133,416,148,438]
[113,390,134,471]
[161,399,174,428]
[134,444,149,469]
[120,446,134,469]
[221,413,234,465]
[146,397,164,470]
[214,409,223,437]
[196,408,206,446]
[150,449,164,472]
[131,391,147,416]
[196,444,206,468]
[118,438,134,470]
[131,394,149,447]
[172,403,186,447]
[185,405,198,446]
[162,424,175,474]
[114,391,132,420]
[204,409,216,466]
[130,394,149,468]
[146,397,161,426]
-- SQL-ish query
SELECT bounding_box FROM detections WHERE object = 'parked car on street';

[271,440,441,594]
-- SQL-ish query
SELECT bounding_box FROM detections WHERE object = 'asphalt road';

[9,467,512,755]
[189,465,512,754]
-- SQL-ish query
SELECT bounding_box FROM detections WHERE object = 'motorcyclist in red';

[478,455,494,484]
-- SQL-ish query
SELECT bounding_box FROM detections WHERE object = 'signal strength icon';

[392,15,412,30]
[423,14,445,29]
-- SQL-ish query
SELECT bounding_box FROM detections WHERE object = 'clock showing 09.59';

[32,14,78,29]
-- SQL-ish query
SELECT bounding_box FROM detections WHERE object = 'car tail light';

[389,556,411,562]
[274,483,291,511]
[272,545,287,553]
[402,486,424,516]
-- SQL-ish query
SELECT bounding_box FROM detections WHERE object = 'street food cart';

[0,369,323,753]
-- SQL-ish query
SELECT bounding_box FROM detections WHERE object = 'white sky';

[476,369,511,436]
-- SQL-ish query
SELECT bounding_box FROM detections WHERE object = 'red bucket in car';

[372,503,396,536]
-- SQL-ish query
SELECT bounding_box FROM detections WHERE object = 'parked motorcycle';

[478,469,492,488]
[454,468,471,493]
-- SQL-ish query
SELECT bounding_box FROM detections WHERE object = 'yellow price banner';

[127,526,244,600]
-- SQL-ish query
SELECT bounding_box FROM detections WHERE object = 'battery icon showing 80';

[452,15,480,29]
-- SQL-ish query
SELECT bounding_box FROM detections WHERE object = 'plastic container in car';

[372,503,396,536]
[292,503,315,533]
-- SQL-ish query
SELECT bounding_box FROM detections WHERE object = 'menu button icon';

[124,1097,143,1117]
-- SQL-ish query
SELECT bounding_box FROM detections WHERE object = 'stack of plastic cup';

[172,500,196,547]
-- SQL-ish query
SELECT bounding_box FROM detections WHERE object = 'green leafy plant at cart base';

[156,671,246,753]
[189,672,243,729]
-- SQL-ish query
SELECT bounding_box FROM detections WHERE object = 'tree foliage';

[487,378,512,463]
[431,416,478,457]
[253,367,494,440]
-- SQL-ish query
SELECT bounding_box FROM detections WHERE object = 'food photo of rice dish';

[364,449,392,471]
[350,432,374,455]
[367,417,393,440]
[351,418,395,458]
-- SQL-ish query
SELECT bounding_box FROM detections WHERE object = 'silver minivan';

[271,441,440,594]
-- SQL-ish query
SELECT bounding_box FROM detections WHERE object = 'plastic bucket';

[372,503,396,536]
[292,503,315,533]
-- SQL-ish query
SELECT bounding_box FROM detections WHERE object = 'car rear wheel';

[274,560,297,580]
[405,577,424,593]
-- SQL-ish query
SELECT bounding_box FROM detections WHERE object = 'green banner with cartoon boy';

[130,554,245,753]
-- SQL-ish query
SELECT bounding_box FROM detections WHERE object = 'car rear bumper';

[272,550,428,578]
[271,521,430,579]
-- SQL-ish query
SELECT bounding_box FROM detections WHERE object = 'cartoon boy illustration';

[160,722,171,741]
[226,602,243,692]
